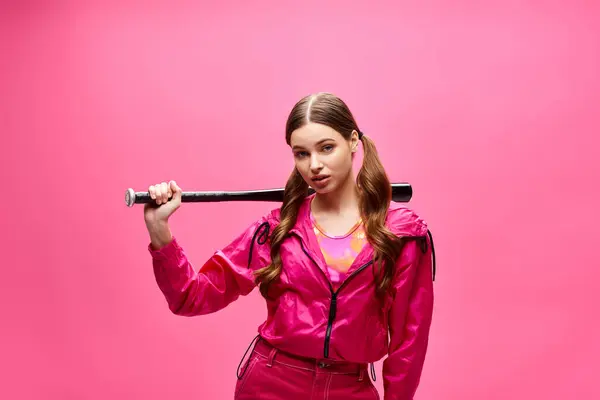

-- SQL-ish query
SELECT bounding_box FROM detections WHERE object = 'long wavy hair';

[254,92,404,300]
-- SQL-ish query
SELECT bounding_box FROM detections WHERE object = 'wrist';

[146,220,173,249]
[145,217,169,230]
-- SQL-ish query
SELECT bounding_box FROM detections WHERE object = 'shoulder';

[261,193,312,225]
[385,202,428,237]
[261,200,428,236]
[261,206,282,225]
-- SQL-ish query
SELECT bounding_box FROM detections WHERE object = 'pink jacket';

[148,194,436,400]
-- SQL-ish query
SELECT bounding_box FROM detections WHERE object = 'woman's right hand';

[143,180,183,226]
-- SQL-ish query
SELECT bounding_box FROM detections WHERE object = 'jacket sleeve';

[383,233,434,400]
[147,213,273,316]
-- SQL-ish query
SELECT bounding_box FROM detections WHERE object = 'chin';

[311,187,332,195]
[310,180,338,195]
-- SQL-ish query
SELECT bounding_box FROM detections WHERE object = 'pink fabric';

[148,194,434,400]
[235,338,379,399]
[309,209,368,291]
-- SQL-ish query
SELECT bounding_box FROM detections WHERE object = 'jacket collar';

[280,193,432,283]
[288,194,376,271]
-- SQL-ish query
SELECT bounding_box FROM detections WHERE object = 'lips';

[311,175,331,188]
[312,175,330,182]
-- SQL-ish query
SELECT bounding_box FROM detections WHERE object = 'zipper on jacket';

[323,292,337,357]
[294,233,374,359]
[323,261,374,358]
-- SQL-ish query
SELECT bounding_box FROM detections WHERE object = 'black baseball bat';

[125,183,412,207]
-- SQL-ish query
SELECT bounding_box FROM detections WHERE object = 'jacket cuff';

[147,237,180,260]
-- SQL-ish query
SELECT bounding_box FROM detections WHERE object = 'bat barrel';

[390,183,412,202]
[125,183,412,207]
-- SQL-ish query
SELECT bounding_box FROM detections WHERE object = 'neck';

[312,174,360,216]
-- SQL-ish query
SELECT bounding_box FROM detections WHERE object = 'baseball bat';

[125,183,412,207]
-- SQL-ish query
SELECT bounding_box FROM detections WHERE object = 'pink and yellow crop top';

[309,210,368,290]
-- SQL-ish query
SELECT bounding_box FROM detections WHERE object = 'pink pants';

[234,337,380,399]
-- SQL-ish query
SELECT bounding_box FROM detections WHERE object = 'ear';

[350,130,360,152]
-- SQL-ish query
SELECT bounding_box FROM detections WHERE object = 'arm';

[147,215,273,316]
[383,235,434,400]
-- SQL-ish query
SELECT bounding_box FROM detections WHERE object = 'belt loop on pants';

[266,346,278,367]
[358,367,365,382]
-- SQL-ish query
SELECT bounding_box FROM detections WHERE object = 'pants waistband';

[253,337,368,377]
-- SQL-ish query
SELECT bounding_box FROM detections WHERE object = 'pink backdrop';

[2,1,599,399]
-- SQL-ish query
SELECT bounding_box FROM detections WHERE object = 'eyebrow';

[292,138,335,151]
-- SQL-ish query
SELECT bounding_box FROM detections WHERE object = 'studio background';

[2,1,599,399]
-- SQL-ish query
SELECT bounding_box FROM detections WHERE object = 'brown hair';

[254,92,404,300]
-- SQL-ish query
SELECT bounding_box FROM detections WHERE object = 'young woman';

[144,92,436,400]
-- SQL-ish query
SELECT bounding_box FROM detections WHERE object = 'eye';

[322,144,334,152]
[294,151,308,158]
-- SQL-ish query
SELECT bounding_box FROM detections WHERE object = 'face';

[289,123,360,194]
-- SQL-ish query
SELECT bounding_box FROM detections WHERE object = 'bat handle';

[125,188,136,207]
[125,188,166,207]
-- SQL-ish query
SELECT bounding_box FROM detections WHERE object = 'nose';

[309,154,323,173]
